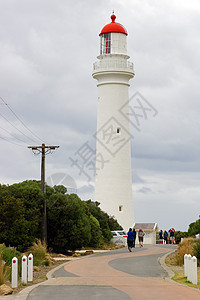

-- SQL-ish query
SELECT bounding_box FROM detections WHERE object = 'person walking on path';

[159,230,163,240]
[138,228,145,248]
[159,229,163,243]
[164,230,168,244]
[127,228,134,252]
[132,228,136,248]
[170,228,175,244]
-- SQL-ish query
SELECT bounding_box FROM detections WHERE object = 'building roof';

[100,14,128,36]
[133,223,158,231]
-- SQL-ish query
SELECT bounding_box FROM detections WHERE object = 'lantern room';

[99,14,128,55]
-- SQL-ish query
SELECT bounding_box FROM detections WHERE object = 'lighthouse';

[92,13,135,231]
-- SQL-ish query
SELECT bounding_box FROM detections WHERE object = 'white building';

[133,223,158,245]
[92,14,134,231]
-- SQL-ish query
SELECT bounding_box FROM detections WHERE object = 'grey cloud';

[137,187,152,194]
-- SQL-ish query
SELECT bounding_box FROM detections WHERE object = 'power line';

[0,135,25,148]
[0,112,37,143]
[0,125,28,144]
[0,96,46,144]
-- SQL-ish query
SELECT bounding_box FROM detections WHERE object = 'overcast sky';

[0,0,200,232]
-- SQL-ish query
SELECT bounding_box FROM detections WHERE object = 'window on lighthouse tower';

[100,33,111,54]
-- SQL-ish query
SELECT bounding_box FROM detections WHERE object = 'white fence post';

[191,256,197,285]
[28,253,33,282]
[184,254,198,285]
[184,254,188,277]
[22,255,27,284]
[187,254,192,282]
[12,257,18,288]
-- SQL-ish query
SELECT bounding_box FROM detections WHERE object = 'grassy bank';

[165,244,200,288]
[172,270,200,289]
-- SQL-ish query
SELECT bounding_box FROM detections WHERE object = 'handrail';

[93,60,134,72]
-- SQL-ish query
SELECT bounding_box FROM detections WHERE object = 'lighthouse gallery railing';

[93,60,134,72]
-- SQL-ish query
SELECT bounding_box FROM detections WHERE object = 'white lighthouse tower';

[92,13,135,231]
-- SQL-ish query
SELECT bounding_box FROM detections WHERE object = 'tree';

[174,231,189,244]
[0,181,122,253]
[0,196,26,251]
[47,193,91,252]
[104,213,123,231]
[87,215,104,248]
[85,200,113,243]
[53,185,67,194]
[188,216,200,236]
[0,181,43,251]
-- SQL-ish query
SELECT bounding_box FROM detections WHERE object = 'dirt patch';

[165,250,185,273]
[165,250,177,266]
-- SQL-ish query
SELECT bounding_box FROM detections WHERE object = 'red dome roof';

[100,14,128,36]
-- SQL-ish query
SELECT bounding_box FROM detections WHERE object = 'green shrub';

[175,231,189,244]
[47,194,91,252]
[87,215,104,248]
[43,260,50,266]
[188,217,200,236]
[0,181,43,251]
[85,200,112,243]
[0,245,21,266]
[0,245,22,279]
[0,181,122,254]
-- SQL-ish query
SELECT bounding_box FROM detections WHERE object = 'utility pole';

[28,144,59,243]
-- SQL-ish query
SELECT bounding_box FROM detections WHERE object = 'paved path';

[8,245,200,299]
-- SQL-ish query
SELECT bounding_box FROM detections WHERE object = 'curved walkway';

[16,245,200,299]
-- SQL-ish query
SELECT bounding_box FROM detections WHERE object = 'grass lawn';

[172,270,200,289]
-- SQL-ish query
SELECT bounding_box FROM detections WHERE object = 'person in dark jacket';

[170,229,175,244]
[127,228,134,252]
[159,230,163,240]
[132,228,136,248]
[164,230,168,244]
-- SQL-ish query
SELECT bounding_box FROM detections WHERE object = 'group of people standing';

[127,228,145,252]
[159,228,175,244]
